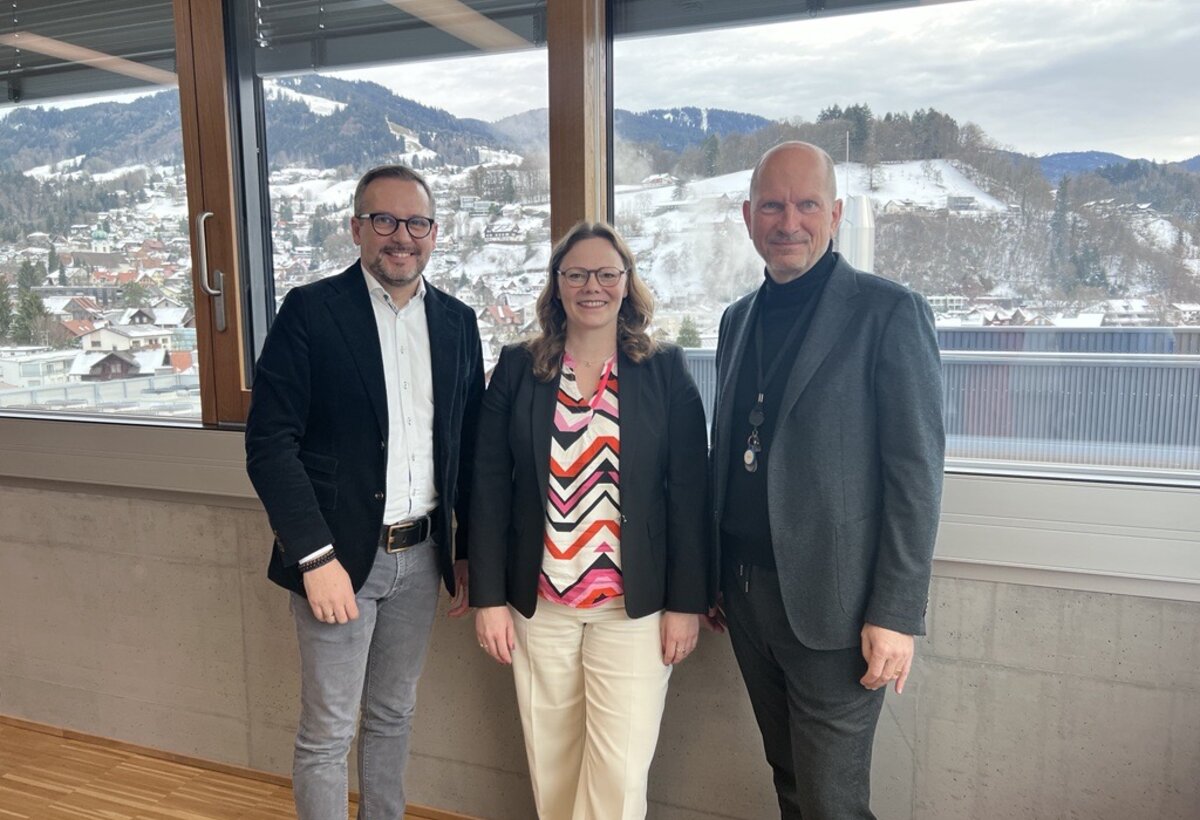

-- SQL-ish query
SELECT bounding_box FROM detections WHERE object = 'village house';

[69,349,173,382]
[1166,303,1200,325]
[0,350,77,388]
[1091,298,1158,327]
[78,324,174,352]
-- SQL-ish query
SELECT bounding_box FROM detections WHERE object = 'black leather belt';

[379,511,435,553]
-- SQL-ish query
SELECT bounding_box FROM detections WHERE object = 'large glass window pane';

[0,0,201,420]
[612,0,1200,482]
[234,0,550,371]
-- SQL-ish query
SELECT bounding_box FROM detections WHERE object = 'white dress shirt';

[301,270,437,564]
[366,269,438,523]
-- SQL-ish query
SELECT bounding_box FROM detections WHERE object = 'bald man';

[710,142,944,819]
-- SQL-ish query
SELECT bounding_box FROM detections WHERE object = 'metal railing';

[682,347,1200,473]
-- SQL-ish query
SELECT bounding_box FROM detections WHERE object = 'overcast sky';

[351,0,1198,161]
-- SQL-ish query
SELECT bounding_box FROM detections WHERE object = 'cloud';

[612,0,1199,160]
[344,0,1198,161]
[340,49,546,122]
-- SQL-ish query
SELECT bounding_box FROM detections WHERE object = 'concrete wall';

[1,478,1197,819]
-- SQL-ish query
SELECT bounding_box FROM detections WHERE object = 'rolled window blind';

[0,0,176,104]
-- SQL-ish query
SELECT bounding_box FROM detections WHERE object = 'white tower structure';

[838,193,876,273]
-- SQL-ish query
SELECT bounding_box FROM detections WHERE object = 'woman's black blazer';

[469,342,711,619]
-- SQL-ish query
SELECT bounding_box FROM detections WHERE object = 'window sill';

[0,415,253,499]
[1,416,1196,601]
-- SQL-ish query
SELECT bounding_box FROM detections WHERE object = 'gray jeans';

[290,540,440,820]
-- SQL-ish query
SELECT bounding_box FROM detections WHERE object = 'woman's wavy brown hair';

[526,221,656,381]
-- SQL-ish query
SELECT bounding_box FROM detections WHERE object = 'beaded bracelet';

[299,550,337,573]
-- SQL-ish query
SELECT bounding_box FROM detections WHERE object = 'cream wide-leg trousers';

[509,600,671,820]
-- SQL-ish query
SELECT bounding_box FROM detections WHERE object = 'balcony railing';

[682,343,1200,476]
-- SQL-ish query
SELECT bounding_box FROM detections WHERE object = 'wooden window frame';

[175,0,250,426]
[186,0,609,427]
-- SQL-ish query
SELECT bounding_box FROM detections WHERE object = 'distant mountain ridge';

[1039,150,1200,181]
[0,93,184,174]
[1039,151,1134,182]
[615,107,774,152]
[0,80,779,175]
[1,77,1195,187]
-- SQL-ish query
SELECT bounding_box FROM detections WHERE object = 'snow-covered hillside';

[262,80,346,116]
[837,160,1008,212]
[613,159,1011,306]
[25,155,87,181]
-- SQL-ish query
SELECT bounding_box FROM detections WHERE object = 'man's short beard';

[366,255,425,289]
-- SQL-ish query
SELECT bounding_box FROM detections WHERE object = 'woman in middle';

[469,221,711,820]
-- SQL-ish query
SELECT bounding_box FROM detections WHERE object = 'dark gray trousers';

[723,563,885,820]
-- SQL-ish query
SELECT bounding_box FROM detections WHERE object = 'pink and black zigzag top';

[539,352,623,609]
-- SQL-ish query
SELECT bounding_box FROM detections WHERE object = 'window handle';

[195,211,226,332]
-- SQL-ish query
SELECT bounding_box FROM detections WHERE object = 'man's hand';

[476,606,515,664]
[661,611,700,665]
[860,623,914,694]
[302,559,359,624]
[447,559,470,618]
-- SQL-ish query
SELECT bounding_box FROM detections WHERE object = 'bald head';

[749,141,838,203]
[743,141,843,284]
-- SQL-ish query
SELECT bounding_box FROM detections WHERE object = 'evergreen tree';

[701,134,720,178]
[843,103,874,161]
[500,172,516,204]
[1050,176,1074,276]
[1072,242,1109,291]
[308,215,335,247]
[122,281,150,307]
[16,259,39,292]
[0,278,12,340]
[10,290,48,345]
[47,245,59,273]
[817,104,844,122]
[675,315,701,348]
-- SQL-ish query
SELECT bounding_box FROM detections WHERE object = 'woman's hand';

[660,611,700,665]
[476,606,516,664]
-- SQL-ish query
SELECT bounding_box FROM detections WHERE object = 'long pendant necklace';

[744,296,808,473]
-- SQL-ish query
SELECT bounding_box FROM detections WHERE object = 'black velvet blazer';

[469,343,711,619]
[245,263,484,597]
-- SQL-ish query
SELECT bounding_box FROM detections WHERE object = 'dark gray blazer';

[245,262,484,597]
[712,257,944,650]
[470,343,711,619]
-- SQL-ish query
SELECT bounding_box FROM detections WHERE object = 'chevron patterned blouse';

[538,352,623,608]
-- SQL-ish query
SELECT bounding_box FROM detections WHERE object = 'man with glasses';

[246,164,484,819]
[711,142,944,819]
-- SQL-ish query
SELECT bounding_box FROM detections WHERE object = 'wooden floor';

[0,721,458,820]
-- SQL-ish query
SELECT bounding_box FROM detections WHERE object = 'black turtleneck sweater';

[721,246,837,569]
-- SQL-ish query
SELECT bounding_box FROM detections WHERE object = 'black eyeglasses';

[557,267,626,288]
[356,212,435,239]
